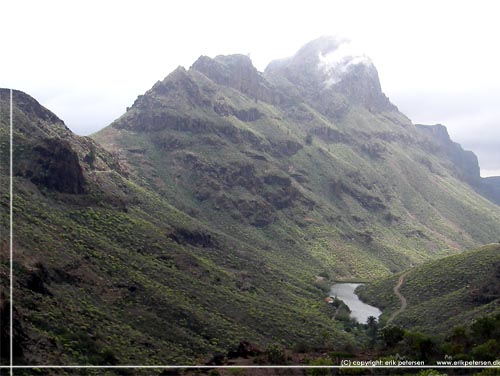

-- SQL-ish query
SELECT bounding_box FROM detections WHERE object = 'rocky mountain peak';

[265,36,396,113]
[190,54,275,102]
[191,54,256,84]
[0,88,68,131]
[151,66,204,103]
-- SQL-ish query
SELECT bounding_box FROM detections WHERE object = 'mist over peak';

[317,39,373,87]
[264,36,395,114]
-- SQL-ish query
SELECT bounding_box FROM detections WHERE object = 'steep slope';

[94,37,500,282]
[0,89,353,367]
[481,176,500,205]
[357,243,500,334]
[415,123,500,206]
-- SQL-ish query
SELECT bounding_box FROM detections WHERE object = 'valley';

[1,36,499,372]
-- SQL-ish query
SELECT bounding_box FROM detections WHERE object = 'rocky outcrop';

[149,66,212,108]
[334,62,396,112]
[174,153,307,226]
[415,124,481,183]
[0,89,131,197]
[311,127,351,143]
[191,54,279,103]
[169,228,216,248]
[18,137,86,194]
[416,123,500,206]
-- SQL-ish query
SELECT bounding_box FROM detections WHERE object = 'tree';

[366,316,379,345]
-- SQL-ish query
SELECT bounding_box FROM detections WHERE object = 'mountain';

[95,36,500,279]
[357,243,500,334]
[2,36,500,366]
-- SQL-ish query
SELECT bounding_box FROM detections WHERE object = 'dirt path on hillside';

[386,271,410,325]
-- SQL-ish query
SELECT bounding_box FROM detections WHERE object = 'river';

[330,283,382,324]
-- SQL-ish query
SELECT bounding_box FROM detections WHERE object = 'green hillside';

[0,89,354,368]
[358,243,500,334]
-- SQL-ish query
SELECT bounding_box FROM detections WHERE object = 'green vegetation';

[0,90,354,367]
[375,314,500,365]
[358,244,500,334]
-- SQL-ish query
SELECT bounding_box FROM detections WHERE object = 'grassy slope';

[0,91,354,367]
[358,243,500,334]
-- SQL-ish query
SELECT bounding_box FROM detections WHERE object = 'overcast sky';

[1,0,499,176]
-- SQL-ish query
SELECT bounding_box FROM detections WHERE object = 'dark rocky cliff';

[416,123,500,206]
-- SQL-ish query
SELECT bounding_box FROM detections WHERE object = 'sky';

[1,0,499,176]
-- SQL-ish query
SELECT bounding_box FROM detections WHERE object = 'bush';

[307,357,333,376]
[471,316,500,342]
[471,339,499,361]
[264,343,287,364]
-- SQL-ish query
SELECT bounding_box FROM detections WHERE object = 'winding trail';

[386,271,410,325]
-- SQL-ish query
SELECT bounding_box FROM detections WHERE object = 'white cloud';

[318,39,372,86]
[482,169,500,178]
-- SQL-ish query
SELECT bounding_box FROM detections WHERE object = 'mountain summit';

[265,36,397,114]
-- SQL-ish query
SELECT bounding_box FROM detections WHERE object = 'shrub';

[307,357,333,376]
[380,326,405,348]
[471,339,499,361]
[264,343,287,364]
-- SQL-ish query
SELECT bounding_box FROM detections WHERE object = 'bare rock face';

[415,123,500,206]
[27,138,86,194]
[13,136,86,195]
[415,124,481,183]
[191,54,277,103]
[0,89,85,194]
[334,62,396,112]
